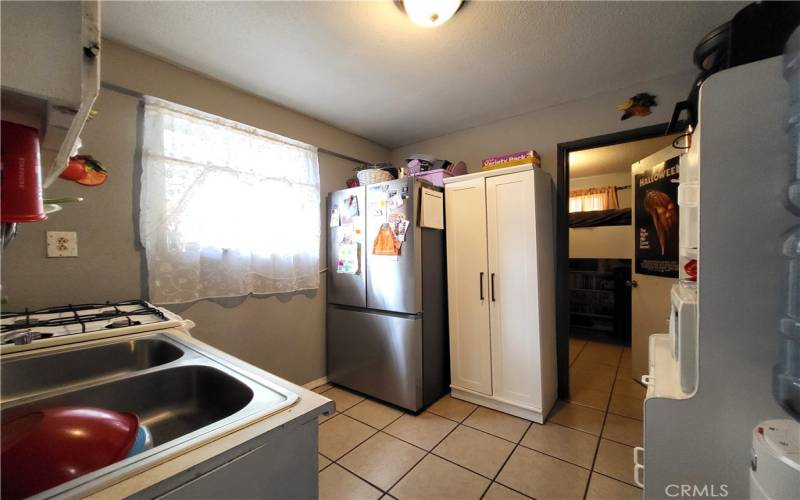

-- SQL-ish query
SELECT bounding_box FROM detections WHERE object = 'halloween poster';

[634,156,679,278]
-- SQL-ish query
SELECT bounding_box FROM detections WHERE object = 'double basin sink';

[1,332,298,497]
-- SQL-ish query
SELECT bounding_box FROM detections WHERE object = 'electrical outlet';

[47,231,78,257]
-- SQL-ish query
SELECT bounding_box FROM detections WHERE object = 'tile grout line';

[591,469,643,489]
[569,339,588,367]
[380,405,482,496]
[325,412,402,495]
[328,403,485,496]
[329,399,616,495]
[582,346,625,500]
[321,371,642,498]
[520,414,642,450]
[480,420,533,500]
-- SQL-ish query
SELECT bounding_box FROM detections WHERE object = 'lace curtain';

[140,97,320,304]
[568,186,619,213]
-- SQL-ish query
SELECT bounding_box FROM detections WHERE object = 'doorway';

[555,125,683,400]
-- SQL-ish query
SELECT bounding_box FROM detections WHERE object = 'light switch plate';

[47,231,78,257]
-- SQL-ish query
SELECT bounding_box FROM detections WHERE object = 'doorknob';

[626,280,638,288]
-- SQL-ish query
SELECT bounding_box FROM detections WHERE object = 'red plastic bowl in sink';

[1,406,140,499]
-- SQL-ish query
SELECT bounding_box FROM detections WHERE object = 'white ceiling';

[569,134,679,178]
[103,1,741,148]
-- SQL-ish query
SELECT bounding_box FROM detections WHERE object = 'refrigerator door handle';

[491,273,496,302]
[479,272,485,301]
[634,463,645,488]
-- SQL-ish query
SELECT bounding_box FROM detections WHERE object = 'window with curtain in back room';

[568,186,619,213]
[139,96,320,304]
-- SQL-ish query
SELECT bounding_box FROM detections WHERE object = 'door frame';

[555,122,675,400]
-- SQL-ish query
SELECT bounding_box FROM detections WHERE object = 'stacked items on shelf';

[568,267,616,334]
[568,271,615,290]
[405,154,467,187]
[481,149,541,171]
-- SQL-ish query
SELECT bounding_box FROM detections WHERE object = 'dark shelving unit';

[568,258,631,342]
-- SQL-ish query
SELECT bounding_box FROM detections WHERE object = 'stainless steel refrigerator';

[326,177,449,411]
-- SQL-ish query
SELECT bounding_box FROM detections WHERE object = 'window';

[140,97,320,304]
[568,186,619,213]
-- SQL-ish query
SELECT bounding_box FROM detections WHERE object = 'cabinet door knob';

[491,273,496,302]
[479,272,484,301]
[626,280,638,288]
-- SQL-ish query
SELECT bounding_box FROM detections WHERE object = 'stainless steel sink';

[0,332,298,498]
[1,338,184,401]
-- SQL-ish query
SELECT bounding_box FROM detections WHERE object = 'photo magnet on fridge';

[340,195,359,225]
[329,205,340,227]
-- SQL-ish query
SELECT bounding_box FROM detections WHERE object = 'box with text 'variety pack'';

[481,150,541,171]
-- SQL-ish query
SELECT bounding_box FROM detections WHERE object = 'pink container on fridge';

[409,161,467,187]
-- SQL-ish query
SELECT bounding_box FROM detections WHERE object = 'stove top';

[1,300,176,346]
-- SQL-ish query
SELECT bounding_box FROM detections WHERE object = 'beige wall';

[1,41,388,385]
[390,70,695,182]
[569,171,632,259]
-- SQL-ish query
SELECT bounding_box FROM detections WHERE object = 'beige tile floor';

[315,339,643,500]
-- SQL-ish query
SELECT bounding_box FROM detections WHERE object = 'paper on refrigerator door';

[336,225,358,273]
[387,192,404,209]
[388,212,410,243]
[338,224,355,244]
[337,243,359,274]
[420,188,444,229]
[373,223,401,257]
[340,195,359,225]
[369,190,388,221]
[329,205,340,227]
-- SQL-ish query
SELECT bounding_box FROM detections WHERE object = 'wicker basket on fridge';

[356,168,393,185]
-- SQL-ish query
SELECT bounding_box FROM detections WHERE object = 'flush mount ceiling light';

[403,0,463,28]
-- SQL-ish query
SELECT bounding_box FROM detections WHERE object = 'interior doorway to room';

[555,126,683,400]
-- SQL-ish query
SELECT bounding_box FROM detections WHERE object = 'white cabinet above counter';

[1,0,100,187]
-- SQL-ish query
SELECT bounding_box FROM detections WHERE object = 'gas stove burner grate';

[0,300,168,333]
[105,317,143,329]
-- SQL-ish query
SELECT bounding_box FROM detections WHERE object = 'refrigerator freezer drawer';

[327,305,423,410]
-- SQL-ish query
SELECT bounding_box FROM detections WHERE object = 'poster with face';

[635,156,680,278]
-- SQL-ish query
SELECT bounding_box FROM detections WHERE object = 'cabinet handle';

[479,272,484,301]
[491,273,496,302]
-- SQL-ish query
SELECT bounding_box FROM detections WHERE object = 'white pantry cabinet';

[444,166,557,423]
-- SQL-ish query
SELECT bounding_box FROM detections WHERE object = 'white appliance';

[443,165,557,422]
[749,419,800,500]
[640,56,798,499]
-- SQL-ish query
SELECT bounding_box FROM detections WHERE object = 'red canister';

[1,121,47,222]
